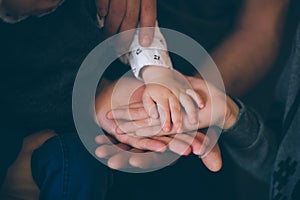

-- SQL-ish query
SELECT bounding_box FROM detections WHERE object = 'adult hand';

[109,76,239,137]
[95,132,222,172]
[96,78,205,154]
[96,0,156,47]
[0,130,57,200]
[95,78,222,172]
[95,78,167,152]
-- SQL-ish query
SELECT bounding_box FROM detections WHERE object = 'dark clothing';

[222,22,300,200]
[157,0,241,50]
[0,0,242,188]
[31,134,112,200]
[0,0,104,185]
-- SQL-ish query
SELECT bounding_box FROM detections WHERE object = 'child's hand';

[141,66,204,133]
[109,76,239,137]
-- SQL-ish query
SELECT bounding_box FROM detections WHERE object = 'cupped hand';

[94,131,222,172]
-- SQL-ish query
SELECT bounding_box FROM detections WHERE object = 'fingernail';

[116,127,124,134]
[99,8,107,16]
[141,35,151,46]
[163,126,171,132]
[106,111,113,119]
[199,104,205,109]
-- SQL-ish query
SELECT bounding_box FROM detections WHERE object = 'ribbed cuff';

[221,98,262,149]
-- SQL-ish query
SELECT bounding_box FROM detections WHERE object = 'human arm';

[210,0,290,96]
[188,76,279,183]
[109,76,279,183]
[121,23,203,132]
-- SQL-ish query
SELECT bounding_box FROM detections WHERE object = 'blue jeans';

[31,134,112,200]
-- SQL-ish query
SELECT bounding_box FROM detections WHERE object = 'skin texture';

[141,66,204,133]
[210,0,290,96]
[95,77,223,171]
[109,76,240,138]
[96,0,157,47]
[1,0,62,16]
[0,0,290,198]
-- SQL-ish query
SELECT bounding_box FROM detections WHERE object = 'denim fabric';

[31,134,112,200]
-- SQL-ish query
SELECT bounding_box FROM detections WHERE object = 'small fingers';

[179,93,198,125]
[157,99,171,132]
[143,94,158,119]
[186,89,205,109]
[169,95,182,132]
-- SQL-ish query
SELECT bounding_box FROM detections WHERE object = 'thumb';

[200,144,222,172]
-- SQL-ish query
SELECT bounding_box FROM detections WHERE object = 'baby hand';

[141,66,204,133]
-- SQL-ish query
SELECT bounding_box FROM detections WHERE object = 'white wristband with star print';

[127,22,173,80]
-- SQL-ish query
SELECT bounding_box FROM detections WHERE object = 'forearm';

[211,0,289,96]
[221,100,279,183]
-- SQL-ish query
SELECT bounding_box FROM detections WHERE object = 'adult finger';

[155,136,192,156]
[107,148,144,169]
[95,143,131,158]
[95,134,118,145]
[116,118,161,134]
[139,0,157,46]
[119,0,140,31]
[191,132,210,156]
[117,0,141,52]
[96,0,109,17]
[115,134,167,152]
[172,132,206,156]
[107,107,149,121]
[129,151,177,169]
[200,144,222,172]
[118,102,144,109]
[135,125,163,137]
[104,0,126,37]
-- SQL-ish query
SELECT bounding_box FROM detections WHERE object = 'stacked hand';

[141,67,204,134]
[94,76,240,172]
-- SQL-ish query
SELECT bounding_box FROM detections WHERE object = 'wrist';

[223,97,240,130]
[141,66,173,83]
